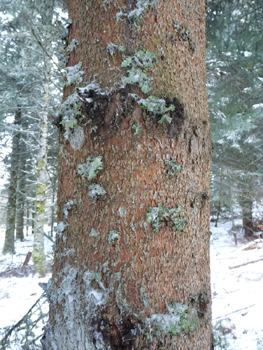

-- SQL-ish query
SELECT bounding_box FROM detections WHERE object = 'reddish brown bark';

[46,1,212,349]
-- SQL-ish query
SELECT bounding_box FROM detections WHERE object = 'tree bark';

[46,1,212,349]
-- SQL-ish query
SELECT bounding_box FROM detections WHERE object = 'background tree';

[0,0,67,256]
[207,0,263,236]
[45,0,212,349]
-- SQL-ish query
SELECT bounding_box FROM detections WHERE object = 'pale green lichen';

[77,156,104,180]
[107,42,126,56]
[128,0,158,23]
[103,0,114,5]
[90,125,98,134]
[138,96,175,124]
[122,50,158,93]
[115,0,158,23]
[165,159,182,178]
[108,230,120,244]
[131,122,142,135]
[122,51,175,125]
[140,285,149,307]
[65,62,84,87]
[150,302,195,336]
[37,160,45,172]
[88,184,106,202]
[59,93,82,138]
[146,203,187,233]
[66,39,79,53]
[90,228,100,237]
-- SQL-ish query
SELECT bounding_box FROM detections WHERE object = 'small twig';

[43,232,54,243]
[229,257,263,269]
[0,293,46,346]
[214,304,256,320]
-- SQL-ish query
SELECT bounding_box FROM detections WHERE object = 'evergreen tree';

[207,0,263,235]
[0,0,67,255]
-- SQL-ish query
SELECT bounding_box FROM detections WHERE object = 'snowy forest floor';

[211,220,263,349]
[0,222,263,349]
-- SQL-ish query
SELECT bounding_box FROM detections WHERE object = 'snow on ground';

[0,226,53,335]
[211,220,263,349]
[1,221,263,348]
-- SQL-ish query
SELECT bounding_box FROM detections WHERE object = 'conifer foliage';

[207,0,263,236]
[0,1,66,260]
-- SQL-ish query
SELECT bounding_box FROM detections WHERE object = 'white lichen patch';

[138,96,175,124]
[59,93,82,139]
[77,156,104,180]
[55,221,68,237]
[121,50,158,94]
[65,62,84,87]
[128,0,159,22]
[118,206,127,217]
[165,159,182,178]
[148,302,195,336]
[146,203,187,233]
[108,230,120,244]
[90,228,100,237]
[68,126,85,150]
[131,122,142,135]
[140,285,149,307]
[107,42,126,56]
[66,39,79,53]
[63,200,74,219]
[115,0,159,23]
[83,271,105,306]
[88,184,106,202]
[103,0,114,5]
[78,81,108,97]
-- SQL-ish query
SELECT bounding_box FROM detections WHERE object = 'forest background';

[0,0,263,348]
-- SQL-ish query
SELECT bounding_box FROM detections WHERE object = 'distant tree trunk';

[2,109,20,254]
[31,209,35,235]
[46,1,212,349]
[242,201,253,238]
[215,201,221,228]
[50,177,56,237]
[240,189,253,238]
[32,81,49,277]
[16,138,26,241]
[26,204,29,236]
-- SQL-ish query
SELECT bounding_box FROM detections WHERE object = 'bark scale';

[46,1,212,349]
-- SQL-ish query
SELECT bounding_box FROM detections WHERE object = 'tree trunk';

[242,201,253,238]
[32,81,49,277]
[45,1,212,349]
[26,205,29,236]
[2,109,20,254]
[32,209,35,235]
[50,176,56,238]
[16,138,26,241]
[240,190,254,238]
